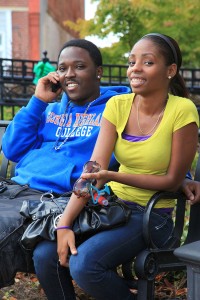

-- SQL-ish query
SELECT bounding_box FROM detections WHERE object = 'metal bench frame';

[122,155,200,299]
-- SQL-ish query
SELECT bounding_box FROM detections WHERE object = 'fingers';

[58,251,69,267]
[183,184,195,201]
[182,180,200,205]
[81,172,99,180]
[47,71,60,84]
[66,232,77,256]
[57,230,77,267]
[190,191,200,205]
[58,244,77,267]
[69,243,78,256]
[82,170,108,180]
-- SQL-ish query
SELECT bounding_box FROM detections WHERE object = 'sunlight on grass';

[0,106,21,121]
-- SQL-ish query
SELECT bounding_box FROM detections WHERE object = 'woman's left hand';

[81,170,109,185]
[181,179,200,205]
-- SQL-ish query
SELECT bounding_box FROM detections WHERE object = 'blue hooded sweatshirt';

[2,85,130,194]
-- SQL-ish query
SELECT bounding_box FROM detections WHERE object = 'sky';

[84,0,118,47]
[85,0,98,20]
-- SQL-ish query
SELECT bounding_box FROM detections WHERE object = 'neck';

[136,94,168,115]
[69,91,101,106]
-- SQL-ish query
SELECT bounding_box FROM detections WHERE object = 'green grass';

[0,106,21,121]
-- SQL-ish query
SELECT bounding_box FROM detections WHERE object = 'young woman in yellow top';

[57,33,199,300]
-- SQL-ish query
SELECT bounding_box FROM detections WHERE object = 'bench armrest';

[143,191,187,249]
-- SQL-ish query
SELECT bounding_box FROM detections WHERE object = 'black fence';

[1,57,200,119]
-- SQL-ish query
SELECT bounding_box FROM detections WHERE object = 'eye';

[144,61,154,66]
[58,66,65,72]
[128,61,135,67]
[76,64,85,69]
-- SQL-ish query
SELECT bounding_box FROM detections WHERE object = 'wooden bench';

[1,122,200,299]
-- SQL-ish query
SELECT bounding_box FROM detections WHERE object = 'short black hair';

[58,39,102,67]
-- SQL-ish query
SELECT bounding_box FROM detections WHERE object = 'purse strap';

[9,184,30,199]
[40,192,66,213]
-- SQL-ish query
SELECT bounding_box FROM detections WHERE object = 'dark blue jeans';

[33,206,173,300]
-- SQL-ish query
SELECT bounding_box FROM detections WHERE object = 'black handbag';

[19,193,131,250]
[0,181,45,287]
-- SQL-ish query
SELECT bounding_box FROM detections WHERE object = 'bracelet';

[55,226,72,231]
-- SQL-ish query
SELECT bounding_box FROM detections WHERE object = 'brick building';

[0,0,84,61]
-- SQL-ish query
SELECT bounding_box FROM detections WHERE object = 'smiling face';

[127,38,174,96]
[57,46,102,105]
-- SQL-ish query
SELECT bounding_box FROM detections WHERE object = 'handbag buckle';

[40,191,54,202]
[54,214,63,229]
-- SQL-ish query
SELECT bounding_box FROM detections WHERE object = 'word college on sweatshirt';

[47,111,102,138]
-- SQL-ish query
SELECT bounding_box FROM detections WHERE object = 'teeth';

[68,83,78,87]
[131,78,144,83]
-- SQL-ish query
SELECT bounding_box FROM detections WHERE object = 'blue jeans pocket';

[150,211,174,248]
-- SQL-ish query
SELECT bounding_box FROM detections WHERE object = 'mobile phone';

[51,81,61,92]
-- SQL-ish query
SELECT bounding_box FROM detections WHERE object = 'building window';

[0,11,12,58]
[0,32,4,57]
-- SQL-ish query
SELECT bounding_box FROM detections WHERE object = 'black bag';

[20,193,132,251]
[0,181,45,288]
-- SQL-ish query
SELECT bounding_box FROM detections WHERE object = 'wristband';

[55,226,72,231]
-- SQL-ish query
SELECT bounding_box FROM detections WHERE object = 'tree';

[64,0,200,67]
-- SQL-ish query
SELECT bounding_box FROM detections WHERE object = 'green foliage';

[64,0,200,66]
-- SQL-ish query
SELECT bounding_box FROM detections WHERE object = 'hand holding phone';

[51,81,61,93]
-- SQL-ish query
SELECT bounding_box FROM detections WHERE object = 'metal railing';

[1,58,200,119]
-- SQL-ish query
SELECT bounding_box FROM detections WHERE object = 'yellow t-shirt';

[103,93,199,208]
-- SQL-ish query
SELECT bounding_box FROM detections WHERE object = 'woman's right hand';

[57,228,77,267]
[56,193,88,267]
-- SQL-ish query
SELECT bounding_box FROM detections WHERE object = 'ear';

[167,63,177,79]
[96,66,103,79]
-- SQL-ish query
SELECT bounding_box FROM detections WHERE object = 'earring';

[97,75,101,79]
[168,75,172,79]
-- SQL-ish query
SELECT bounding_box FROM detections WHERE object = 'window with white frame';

[0,11,12,58]
[0,32,5,58]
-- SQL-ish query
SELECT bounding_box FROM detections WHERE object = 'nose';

[130,61,142,72]
[64,67,76,78]
[127,62,142,78]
